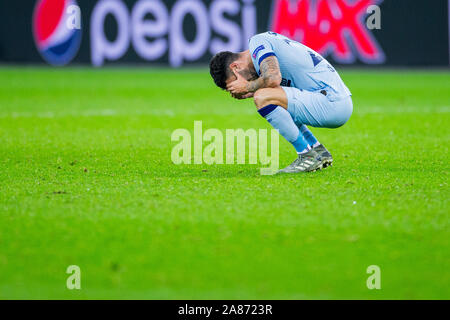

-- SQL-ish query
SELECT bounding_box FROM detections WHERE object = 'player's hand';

[227,69,250,95]
[231,92,254,100]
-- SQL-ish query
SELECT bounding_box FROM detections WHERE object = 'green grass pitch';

[0,67,448,299]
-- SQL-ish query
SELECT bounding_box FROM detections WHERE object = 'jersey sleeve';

[248,33,276,70]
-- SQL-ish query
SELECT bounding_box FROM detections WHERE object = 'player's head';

[209,51,251,90]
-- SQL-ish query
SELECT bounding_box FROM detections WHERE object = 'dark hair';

[209,51,240,90]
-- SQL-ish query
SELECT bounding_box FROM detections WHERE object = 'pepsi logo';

[33,0,82,66]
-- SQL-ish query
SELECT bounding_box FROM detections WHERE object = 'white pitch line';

[0,106,448,119]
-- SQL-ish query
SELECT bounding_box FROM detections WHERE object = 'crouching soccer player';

[209,31,353,173]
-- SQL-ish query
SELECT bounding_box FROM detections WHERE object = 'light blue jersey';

[249,32,351,102]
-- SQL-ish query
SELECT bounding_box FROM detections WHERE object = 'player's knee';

[253,89,270,109]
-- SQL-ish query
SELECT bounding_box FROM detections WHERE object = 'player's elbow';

[264,74,282,88]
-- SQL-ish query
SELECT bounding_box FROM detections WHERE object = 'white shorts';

[282,87,353,128]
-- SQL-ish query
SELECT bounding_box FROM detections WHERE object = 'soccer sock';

[258,104,310,154]
[299,125,320,148]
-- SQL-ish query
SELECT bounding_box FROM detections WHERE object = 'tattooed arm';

[246,56,282,92]
[226,56,282,96]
